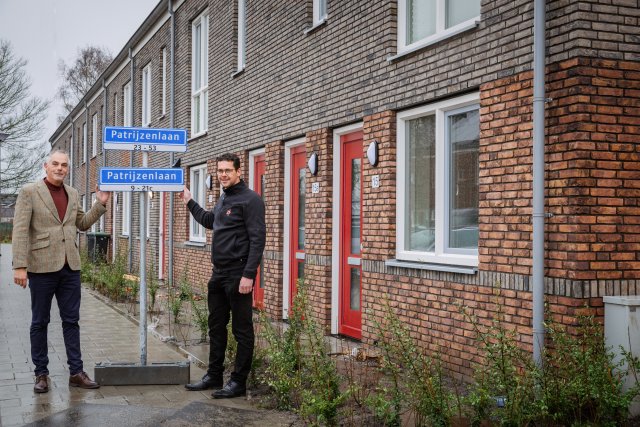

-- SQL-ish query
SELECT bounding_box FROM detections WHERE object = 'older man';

[12,149,110,393]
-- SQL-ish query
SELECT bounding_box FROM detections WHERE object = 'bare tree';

[0,40,49,195]
[57,45,112,119]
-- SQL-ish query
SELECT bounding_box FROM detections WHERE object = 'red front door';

[252,155,266,309]
[339,131,363,339]
[289,145,306,308]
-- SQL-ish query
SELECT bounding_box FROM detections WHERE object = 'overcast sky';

[0,0,159,145]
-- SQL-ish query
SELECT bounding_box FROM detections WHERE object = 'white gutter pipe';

[532,0,547,367]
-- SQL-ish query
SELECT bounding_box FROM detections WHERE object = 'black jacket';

[187,180,266,279]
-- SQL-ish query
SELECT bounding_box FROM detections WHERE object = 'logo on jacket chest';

[226,209,232,216]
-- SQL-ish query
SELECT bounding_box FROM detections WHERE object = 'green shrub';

[539,315,640,426]
[371,302,458,427]
[191,297,208,342]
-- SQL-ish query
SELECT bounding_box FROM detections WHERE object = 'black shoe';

[212,380,246,399]
[185,374,223,391]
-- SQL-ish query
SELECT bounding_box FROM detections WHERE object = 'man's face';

[216,160,241,189]
[44,152,69,186]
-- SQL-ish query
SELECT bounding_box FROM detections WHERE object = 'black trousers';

[28,265,83,376]
[207,266,254,385]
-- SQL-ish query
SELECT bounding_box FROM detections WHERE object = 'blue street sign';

[99,168,184,192]
[103,126,187,152]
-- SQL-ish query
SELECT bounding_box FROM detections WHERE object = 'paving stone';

[0,243,302,426]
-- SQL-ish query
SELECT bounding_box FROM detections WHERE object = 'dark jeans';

[28,265,83,376]
[207,266,254,385]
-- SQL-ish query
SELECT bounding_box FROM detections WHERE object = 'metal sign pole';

[139,151,148,366]
[95,125,189,385]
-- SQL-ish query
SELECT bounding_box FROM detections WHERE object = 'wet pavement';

[0,243,298,426]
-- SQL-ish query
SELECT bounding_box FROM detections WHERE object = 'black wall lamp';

[367,139,379,167]
[308,152,319,176]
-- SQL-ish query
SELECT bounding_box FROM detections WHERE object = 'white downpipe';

[532,0,546,367]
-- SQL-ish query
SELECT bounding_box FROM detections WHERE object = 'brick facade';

[50,0,639,378]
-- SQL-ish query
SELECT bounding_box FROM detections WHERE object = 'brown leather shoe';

[34,374,49,393]
[69,371,100,389]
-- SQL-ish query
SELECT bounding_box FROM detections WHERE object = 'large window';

[189,164,207,242]
[398,0,480,53]
[237,0,246,71]
[313,0,327,25]
[397,93,479,266]
[191,12,209,136]
[142,64,152,127]
[91,114,98,158]
[123,82,132,127]
[122,191,130,236]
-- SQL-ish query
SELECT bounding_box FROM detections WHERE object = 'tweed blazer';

[12,179,106,273]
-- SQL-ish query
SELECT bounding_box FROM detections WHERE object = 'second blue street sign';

[99,168,184,192]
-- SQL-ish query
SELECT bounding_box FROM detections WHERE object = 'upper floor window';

[189,163,207,242]
[123,82,133,127]
[142,64,152,127]
[91,113,98,158]
[161,47,167,116]
[191,12,209,137]
[313,0,327,25]
[398,0,480,53]
[114,93,119,126]
[82,122,87,163]
[237,0,246,71]
[397,93,479,267]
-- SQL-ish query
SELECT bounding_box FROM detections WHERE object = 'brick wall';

[546,57,640,281]
[478,71,534,276]
[304,128,333,329]
[263,140,284,318]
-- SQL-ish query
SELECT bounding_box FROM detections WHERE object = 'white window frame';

[189,163,207,242]
[237,0,246,71]
[191,11,209,137]
[91,114,98,158]
[122,191,131,236]
[142,64,152,127]
[82,122,87,164]
[161,47,167,116]
[398,0,480,55]
[123,82,133,127]
[313,0,327,25]
[396,92,479,267]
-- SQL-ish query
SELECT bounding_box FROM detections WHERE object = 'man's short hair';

[46,149,70,164]
[216,153,241,170]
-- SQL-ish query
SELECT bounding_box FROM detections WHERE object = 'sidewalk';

[0,243,298,427]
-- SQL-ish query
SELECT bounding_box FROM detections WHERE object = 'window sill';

[304,18,327,35]
[184,240,206,247]
[188,131,208,142]
[387,20,479,62]
[121,234,130,238]
[385,259,477,275]
[232,67,245,78]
